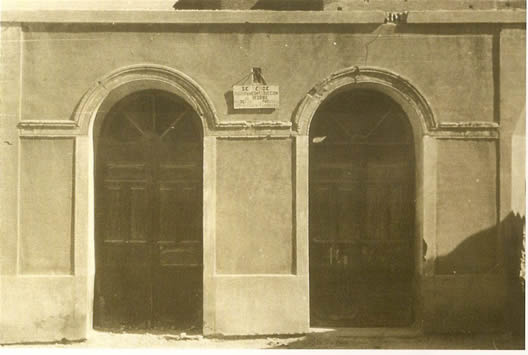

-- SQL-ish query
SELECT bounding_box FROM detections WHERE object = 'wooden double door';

[309,90,416,327]
[94,90,203,330]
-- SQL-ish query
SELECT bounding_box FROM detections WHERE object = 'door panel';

[337,185,363,241]
[130,186,150,241]
[309,90,415,328]
[94,90,202,330]
[154,177,202,328]
[310,153,415,327]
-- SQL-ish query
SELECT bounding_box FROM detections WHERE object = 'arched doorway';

[309,88,416,327]
[93,89,203,331]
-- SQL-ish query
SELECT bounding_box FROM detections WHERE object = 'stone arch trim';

[293,66,435,136]
[75,64,218,135]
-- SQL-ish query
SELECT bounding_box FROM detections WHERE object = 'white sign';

[233,85,280,109]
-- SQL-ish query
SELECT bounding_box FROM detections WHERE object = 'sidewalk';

[2,328,525,349]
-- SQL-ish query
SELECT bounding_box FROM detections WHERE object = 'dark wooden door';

[309,90,415,327]
[94,90,202,330]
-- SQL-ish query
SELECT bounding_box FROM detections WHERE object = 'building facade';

[0,0,525,344]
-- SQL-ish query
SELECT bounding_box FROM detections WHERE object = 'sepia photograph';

[0,0,525,351]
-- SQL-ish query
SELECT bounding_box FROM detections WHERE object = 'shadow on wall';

[272,330,525,349]
[502,212,526,338]
[433,212,525,338]
[435,226,499,275]
[173,0,324,10]
[432,212,525,280]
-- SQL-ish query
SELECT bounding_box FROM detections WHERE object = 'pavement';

[2,328,525,349]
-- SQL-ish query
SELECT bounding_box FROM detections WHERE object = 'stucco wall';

[0,12,525,342]
[19,23,496,126]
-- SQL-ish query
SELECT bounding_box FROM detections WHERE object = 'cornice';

[1,9,525,25]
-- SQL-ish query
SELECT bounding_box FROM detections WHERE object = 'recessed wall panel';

[19,138,74,274]
[436,140,497,274]
[216,139,293,274]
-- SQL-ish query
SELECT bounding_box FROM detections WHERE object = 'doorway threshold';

[309,327,423,338]
[91,327,203,338]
